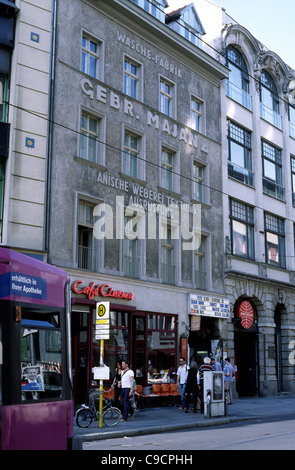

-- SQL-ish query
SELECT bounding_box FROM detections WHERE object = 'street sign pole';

[95,302,110,428]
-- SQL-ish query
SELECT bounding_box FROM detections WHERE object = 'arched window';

[260,70,281,128]
[226,45,251,109]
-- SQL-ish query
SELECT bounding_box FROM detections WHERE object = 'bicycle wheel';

[103,406,121,426]
[76,408,93,428]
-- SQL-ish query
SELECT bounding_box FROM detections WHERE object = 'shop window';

[147,313,176,384]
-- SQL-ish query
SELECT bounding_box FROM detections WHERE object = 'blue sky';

[213,0,295,69]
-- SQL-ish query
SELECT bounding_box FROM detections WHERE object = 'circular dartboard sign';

[238,300,254,329]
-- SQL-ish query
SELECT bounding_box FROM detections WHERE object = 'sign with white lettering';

[189,294,230,319]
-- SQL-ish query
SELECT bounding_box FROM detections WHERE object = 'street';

[83,415,295,451]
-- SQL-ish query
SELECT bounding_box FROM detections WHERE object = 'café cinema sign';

[80,79,198,148]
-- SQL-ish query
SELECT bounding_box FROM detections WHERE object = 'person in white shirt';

[120,360,134,421]
[176,357,188,409]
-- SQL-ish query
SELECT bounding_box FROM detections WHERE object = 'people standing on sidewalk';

[224,357,235,404]
[111,360,122,410]
[184,361,199,413]
[198,357,213,413]
[211,357,222,371]
[176,357,188,409]
[120,360,134,422]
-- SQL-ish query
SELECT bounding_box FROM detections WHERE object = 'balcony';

[262,178,285,201]
[161,262,175,284]
[77,245,97,271]
[260,103,282,129]
[0,122,10,158]
[228,161,255,187]
[226,80,252,110]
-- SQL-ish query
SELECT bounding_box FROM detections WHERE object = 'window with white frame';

[161,148,174,190]
[190,96,202,132]
[291,156,295,206]
[81,33,100,78]
[159,78,174,117]
[123,131,140,178]
[264,212,285,268]
[80,112,102,163]
[123,214,139,278]
[124,57,140,99]
[194,236,206,289]
[193,162,204,202]
[161,225,175,284]
[289,105,295,138]
[77,201,97,271]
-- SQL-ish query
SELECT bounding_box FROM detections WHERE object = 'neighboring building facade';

[1,0,55,260]
[48,0,229,402]
[197,0,295,396]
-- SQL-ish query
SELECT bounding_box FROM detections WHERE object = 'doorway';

[131,315,146,386]
[71,310,90,404]
[234,331,258,396]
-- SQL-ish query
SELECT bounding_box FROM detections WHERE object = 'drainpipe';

[44,0,57,257]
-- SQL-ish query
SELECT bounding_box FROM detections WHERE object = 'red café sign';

[71,280,134,301]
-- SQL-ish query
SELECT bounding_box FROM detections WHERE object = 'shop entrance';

[234,331,258,396]
[234,298,259,397]
[131,315,146,386]
[71,309,90,405]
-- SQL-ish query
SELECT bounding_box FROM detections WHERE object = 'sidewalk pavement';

[73,393,295,449]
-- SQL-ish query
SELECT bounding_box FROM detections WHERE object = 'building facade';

[47,0,229,403]
[197,0,295,396]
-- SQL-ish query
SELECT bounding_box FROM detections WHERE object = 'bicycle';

[76,388,121,428]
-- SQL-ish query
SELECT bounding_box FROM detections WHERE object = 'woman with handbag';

[111,360,122,409]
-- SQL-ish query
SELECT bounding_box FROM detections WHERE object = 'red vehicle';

[0,248,74,450]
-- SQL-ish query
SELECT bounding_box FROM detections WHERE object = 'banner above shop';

[189,294,230,319]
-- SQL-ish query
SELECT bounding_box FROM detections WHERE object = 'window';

[190,97,202,132]
[21,308,63,401]
[226,45,251,110]
[291,156,295,206]
[229,199,254,259]
[227,121,254,187]
[262,140,284,200]
[147,314,176,383]
[194,236,206,289]
[184,23,202,48]
[159,78,174,117]
[124,132,139,178]
[131,0,166,22]
[260,70,281,128]
[0,74,9,122]
[161,148,174,190]
[289,105,295,138]
[77,201,97,271]
[81,34,100,78]
[124,57,139,99]
[193,162,204,202]
[0,159,5,240]
[80,112,101,163]
[161,226,175,284]
[265,213,285,268]
[123,214,139,278]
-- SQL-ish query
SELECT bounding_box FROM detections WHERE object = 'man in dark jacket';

[185,361,199,413]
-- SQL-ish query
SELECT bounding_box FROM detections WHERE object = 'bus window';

[21,309,63,401]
